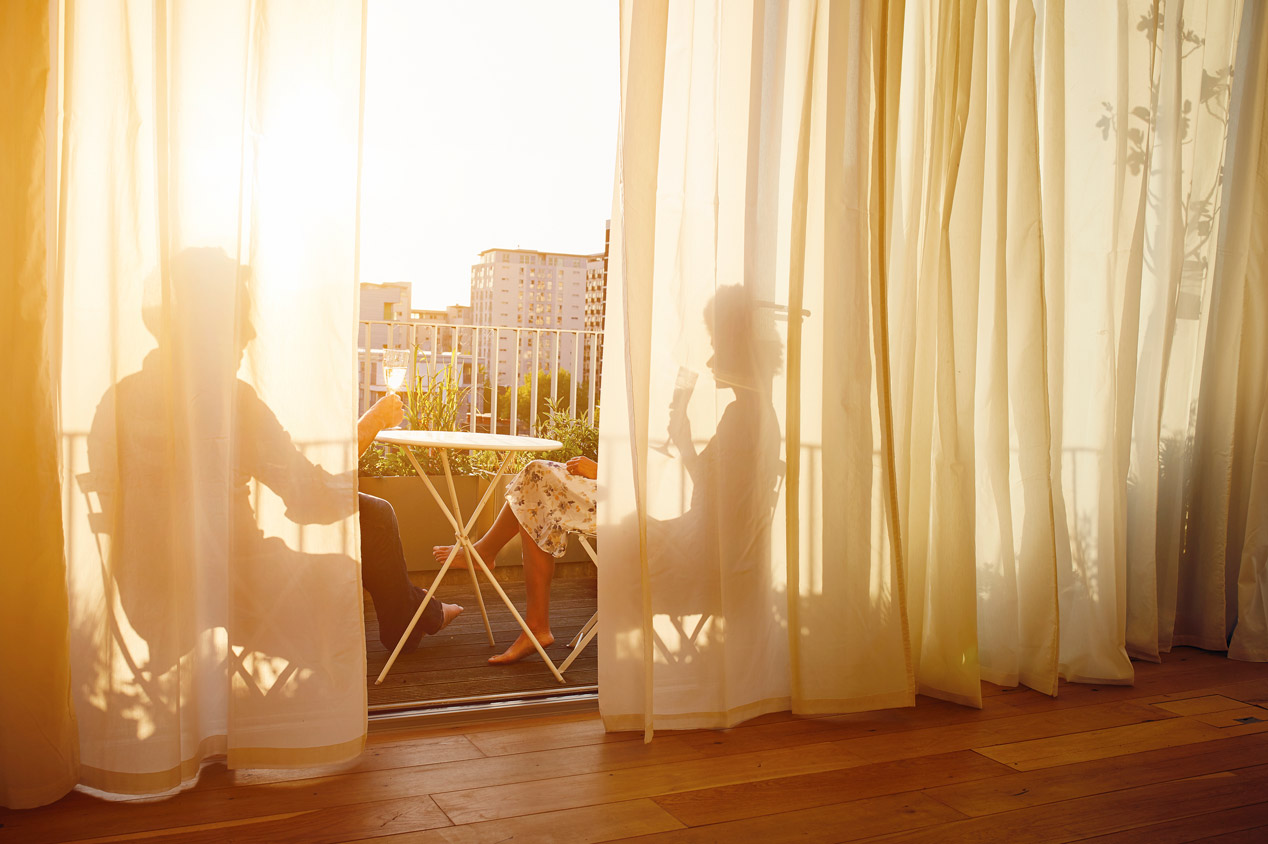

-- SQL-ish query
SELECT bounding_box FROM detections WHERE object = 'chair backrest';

[574,457,783,572]
[577,533,598,567]
[76,471,113,537]
[769,459,786,519]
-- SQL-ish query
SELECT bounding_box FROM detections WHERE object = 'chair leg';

[559,621,598,673]
[559,532,600,676]
[568,612,598,648]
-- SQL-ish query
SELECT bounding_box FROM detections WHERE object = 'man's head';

[142,247,256,364]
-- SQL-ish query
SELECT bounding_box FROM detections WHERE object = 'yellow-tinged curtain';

[0,0,81,810]
[601,0,912,732]
[887,0,1058,701]
[22,0,367,797]
[1221,0,1268,661]
[602,0,1268,734]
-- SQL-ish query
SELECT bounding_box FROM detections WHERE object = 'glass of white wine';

[382,348,410,395]
[651,366,698,456]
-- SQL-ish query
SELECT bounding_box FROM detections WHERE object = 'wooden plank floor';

[366,574,598,707]
[5,648,1268,843]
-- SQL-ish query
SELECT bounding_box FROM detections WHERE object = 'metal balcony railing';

[358,320,603,435]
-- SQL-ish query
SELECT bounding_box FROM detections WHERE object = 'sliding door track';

[367,685,598,731]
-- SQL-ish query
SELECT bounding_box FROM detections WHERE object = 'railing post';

[571,330,580,418]
[587,331,597,423]
[408,323,417,424]
[491,327,500,435]
[530,329,540,436]
[550,330,559,411]
[360,321,372,414]
[358,319,600,430]
[469,326,478,433]
[429,323,438,385]
[509,328,520,436]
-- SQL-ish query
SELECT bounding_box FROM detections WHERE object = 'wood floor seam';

[6,649,1268,844]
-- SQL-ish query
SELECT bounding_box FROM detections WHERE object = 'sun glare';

[359,1,618,310]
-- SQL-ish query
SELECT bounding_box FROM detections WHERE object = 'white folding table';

[372,429,564,684]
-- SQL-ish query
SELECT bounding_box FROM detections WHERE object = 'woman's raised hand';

[565,456,598,480]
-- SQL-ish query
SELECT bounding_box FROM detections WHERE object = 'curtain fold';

[50,0,368,795]
[1,0,81,811]
[794,0,913,715]
[1222,0,1268,662]
[1123,0,1245,660]
[603,0,1268,734]
[602,0,911,733]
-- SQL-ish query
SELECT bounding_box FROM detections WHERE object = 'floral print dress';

[504,460,597,557]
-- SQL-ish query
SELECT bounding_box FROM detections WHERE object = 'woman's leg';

[360,493,462,650]
[488,524,557,664]
[431,500,521,570]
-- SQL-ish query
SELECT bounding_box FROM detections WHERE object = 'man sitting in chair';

[85,247,460,681]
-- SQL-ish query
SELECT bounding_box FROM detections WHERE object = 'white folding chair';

[559,533,598,674]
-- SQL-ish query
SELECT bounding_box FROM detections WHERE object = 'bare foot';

[437,602,464,631]
[431,540,495,571]
[488,630,555,665]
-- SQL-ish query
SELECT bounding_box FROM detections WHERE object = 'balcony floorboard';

[365,572,598,707]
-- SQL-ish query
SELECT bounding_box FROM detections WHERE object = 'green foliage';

[358,441,418,478]
[359,361,481,477]
[355,352,595,476]
[358,362,600,478]
[514,400,599,468]
[406,362,466,435]
[498,369,594,431]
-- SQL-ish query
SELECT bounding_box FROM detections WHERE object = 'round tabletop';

[375,429,563,452]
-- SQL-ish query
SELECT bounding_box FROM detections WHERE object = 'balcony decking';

[365,571,598,709]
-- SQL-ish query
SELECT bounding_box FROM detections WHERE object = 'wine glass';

[651,366,698,456]
[382,348,410,395]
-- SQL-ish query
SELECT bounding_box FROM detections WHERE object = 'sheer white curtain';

[601,0,909,734]
[601,0,1267,735]
[56,0,368,794]
[1215,0,1268,661]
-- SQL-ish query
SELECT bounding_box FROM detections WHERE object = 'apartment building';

[358,281,412,350]
[357,284,472,413]
[581,220,610,393]
[470,248,590,386]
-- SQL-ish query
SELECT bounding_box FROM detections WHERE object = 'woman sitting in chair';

[438,285,781,667]
[433,455,597,664]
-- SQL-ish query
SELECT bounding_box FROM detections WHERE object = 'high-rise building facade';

[581,220,610,393]
[470,248,590,386]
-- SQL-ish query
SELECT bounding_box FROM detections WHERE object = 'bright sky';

[359,1,618,310]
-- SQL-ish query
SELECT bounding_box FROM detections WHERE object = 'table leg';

[460,535,566,685]
[375,447,480,682]
[375,445,567,685]
[374,541,460,685]
[396,445,497,642]
[440,451,494,645]
[466,554,494,645]
[436,451,494,641]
